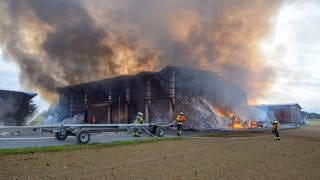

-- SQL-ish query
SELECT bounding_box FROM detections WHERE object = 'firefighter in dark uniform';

[176,112,186,136]
[133,112,144,137]
[272,119,280,141]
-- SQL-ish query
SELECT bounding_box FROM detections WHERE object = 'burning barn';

[52,66,253,130]
[0,89,37,126]
[255,104,302,124]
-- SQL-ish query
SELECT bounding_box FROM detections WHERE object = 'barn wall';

[274,108,291,124]
[0,90,36,126]
[56,66,248,125]
[290,106,301,124]
[256,104,302,124]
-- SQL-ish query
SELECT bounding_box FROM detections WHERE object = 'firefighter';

[176,112,186,136]
[272,118,280,141]
[133,112,144,137]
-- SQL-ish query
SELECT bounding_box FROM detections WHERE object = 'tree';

[301,111,320,119]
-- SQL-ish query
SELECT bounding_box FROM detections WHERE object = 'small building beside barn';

[0,89,37,126]
[255,104,302,124]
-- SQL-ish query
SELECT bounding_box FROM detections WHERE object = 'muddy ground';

[0,127,319,180]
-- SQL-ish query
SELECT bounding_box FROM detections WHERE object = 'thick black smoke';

[0,0,284,102]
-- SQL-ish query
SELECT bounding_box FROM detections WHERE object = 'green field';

[0,137,180,155]
[307,119,320,126]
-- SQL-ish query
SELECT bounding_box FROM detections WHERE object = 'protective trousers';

[274,130,280,141]
[177,123,183,136]
[133,127,141,137]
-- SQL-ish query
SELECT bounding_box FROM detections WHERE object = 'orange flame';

[231,116,244,129]
[215,106,260,129]
[247,120,258,128]
[216,110,226,118]
[233,122,244,129]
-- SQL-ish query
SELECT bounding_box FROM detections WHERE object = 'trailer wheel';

[76,130,90,144]
[54,130,68,140]
[151,126,157,135]
[155,127,165,137]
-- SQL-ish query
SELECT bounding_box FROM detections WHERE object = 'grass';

[307,119,320,126]
[0,137,181,156]
[199,130,268,138]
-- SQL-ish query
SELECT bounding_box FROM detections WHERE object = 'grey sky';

[259,0,320,113]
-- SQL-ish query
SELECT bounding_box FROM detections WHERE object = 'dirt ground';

[0,127,319,180]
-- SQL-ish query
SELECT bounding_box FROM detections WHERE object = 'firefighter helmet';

[180,112,184,115]
[137,112,143,116]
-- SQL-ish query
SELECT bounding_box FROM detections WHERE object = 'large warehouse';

[54,66,247,130]
[0,89,37,126]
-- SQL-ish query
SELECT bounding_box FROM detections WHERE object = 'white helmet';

[180,112,184,115]
[137,112,143,116]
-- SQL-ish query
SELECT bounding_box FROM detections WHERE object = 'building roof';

[58,65,245,94]
[60,65,233,88]
[255,103,302,110]
[0,89,37,98]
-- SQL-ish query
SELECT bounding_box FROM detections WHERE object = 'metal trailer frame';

[33,121,175,144]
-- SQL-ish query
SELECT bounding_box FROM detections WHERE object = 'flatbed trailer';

[33,122,175,144]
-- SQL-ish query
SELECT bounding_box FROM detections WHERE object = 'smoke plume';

[0,0,284,102]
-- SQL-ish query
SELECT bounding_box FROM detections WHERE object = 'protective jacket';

[134,115,144,124]
[176,115,186,125]
[272,122,280,131]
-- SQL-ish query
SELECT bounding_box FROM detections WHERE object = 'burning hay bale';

[174,96,217,131]
[174,96,269,131]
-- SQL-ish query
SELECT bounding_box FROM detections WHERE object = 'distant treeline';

[301,111,320,119]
